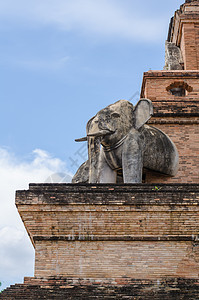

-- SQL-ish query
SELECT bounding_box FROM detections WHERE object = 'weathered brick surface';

[34,240,199,279]
[146,120,199,183]
[1,277,199,299]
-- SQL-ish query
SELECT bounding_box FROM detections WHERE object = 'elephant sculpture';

[72,99,179,183]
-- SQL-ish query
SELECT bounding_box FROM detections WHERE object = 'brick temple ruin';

[1,1,199,299]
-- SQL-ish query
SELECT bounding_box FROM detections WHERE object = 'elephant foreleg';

[122,137,143,183]
[98,149,117,183]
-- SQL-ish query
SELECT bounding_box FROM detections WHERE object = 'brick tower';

[1,1,199,299]
[141,0,199,184]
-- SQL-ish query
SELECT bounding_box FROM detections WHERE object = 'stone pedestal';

[16,184,199,280]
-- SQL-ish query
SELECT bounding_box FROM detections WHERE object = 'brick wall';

[168,1,199,70]
[145,120,199,183]
[180,22,199,70]
[34,240,199,279]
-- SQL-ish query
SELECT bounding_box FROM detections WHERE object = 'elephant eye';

[111,112,120,118]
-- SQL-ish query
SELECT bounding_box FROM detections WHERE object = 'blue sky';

[0,0,183,291]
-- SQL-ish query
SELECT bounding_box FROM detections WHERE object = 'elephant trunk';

[88,136,101,183]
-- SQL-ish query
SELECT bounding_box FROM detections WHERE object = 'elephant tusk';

[87,129,115,137]
[75,137,88,142]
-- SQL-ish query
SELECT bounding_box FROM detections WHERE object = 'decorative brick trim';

[33,235,199,242]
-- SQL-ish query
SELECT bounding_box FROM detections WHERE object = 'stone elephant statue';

[72,99,179,183]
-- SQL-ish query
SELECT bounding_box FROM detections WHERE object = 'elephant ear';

[86,116,96,133]
[134,98,153,129]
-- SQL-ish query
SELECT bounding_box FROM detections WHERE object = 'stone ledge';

[16,183,199,206]
[22,276,199,286]
[28,182,199,190]
[143,70,199,78]
[148,118,199,124]
[151,113,199,119]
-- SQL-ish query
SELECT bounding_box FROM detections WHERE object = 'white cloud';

[14,56,70,71]
[0,227,34,288]
[0,147,72,227]
[0,147,72,290]
[0,56,70,71]
[0,0,165,42]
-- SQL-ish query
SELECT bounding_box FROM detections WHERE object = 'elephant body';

[72,99,179,184]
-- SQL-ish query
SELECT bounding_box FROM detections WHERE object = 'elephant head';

[75,99,153,183]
